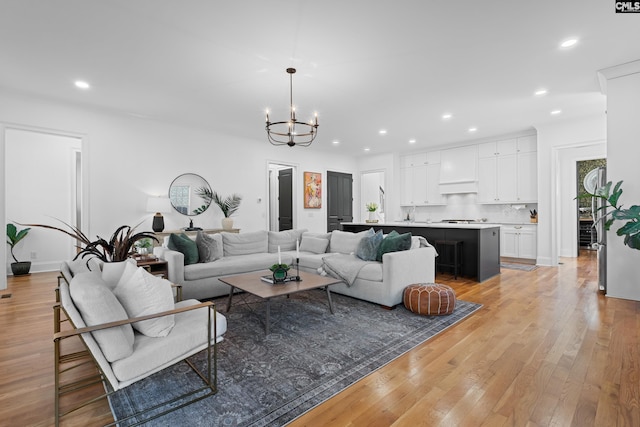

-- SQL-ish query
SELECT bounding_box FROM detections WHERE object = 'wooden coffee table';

[221,270,343,335]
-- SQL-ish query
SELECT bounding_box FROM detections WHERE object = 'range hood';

[439,146,478,194]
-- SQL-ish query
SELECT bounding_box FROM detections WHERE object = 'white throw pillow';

[69,273,135,362]
[101,259,137,290]
[113,267,176,337]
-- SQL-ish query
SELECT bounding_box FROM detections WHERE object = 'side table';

[135,258,168,279]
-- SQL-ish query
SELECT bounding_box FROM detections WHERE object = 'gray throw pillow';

[196,231,223,263]
[356,229,384,261]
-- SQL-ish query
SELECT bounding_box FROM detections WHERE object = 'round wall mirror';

[168,173,212,216]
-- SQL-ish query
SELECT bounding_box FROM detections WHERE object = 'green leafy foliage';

[21,219,158,262]
[6,223,31,262]
[577,180,640,251]
[194,187,242,217]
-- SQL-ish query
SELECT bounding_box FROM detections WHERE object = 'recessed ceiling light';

[364,147,371,152]
[332,140,340,145]
[442,113,452,120]
[378,129,387,135]
[74,80,90,89]
[468,127,477,132]
[560,38,578,48]
[551,109,562,115]
[535,89,548,96]
[409,139,416,144]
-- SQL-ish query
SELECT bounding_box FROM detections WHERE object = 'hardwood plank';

[1,250,638,426]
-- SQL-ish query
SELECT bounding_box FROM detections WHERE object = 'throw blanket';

[321,254,375,286]
[417,236,438,256]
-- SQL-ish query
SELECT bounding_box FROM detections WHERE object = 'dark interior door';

[278,168,293,231]
[327,171,353,231]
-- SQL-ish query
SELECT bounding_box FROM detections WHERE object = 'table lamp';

[147,196,172,232]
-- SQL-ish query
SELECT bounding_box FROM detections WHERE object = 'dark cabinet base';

[341,224,500,282]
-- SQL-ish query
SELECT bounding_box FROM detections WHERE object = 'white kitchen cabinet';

[477,135,537,204]
[400,151,445,205]
[478,138,517,158]
[500,225,537,259]
[425,163,445,204]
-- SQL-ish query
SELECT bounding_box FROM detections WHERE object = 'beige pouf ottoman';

[403,283,457,315]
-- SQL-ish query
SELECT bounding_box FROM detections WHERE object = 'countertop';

[342,221,502,230]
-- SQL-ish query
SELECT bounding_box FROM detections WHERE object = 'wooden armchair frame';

[54,279,217,426]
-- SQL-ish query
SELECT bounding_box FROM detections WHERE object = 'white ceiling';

[2,1,639,156]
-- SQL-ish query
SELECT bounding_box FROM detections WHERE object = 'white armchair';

[54,266,227,426]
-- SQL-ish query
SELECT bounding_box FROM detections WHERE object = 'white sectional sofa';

[155,228,436,308]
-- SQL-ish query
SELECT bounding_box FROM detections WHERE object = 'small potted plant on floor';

[6,223,32,275]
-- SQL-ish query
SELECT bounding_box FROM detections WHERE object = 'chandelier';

[266,68,319,147]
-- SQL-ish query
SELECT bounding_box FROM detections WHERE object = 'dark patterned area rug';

[108,290,482,426]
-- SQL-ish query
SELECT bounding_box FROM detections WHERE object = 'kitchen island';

[341,222,500,282]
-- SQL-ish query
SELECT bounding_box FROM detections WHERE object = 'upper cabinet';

[400,151,445,206]
[477,135,537,204]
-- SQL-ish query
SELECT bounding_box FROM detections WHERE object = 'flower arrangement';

[366,202,378,212]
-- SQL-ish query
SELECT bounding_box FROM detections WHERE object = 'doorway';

[576,158,606,253]
[267,162,296,231]
[360,170,385,223]
[327,171,353,231]
[4,126,85,274]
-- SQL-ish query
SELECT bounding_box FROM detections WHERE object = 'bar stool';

[435,240,463,279]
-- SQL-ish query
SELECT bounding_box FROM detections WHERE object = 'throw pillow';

[69,273,135,362]
[196,231,223,263]
[168,233,199,265]
[376,230,412,262]
[356,229,384,261]
[299,236,330,254]
[113,267,176,337]
[328,229,374,254]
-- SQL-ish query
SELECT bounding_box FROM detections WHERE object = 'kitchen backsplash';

[401,193,538,224]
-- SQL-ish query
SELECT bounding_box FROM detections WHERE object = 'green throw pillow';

[376,230,412,262]
[168,233,199,265]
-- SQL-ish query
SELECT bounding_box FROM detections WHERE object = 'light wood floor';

[1,251,638,426]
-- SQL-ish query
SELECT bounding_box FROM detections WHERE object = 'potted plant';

[134,237,154,256]
[366,202,378,222]
[579,180,640,250]
[6,223,32,275]
[194,188,242,230]
[21,220,158,264]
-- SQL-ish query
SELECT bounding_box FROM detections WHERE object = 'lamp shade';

[146,196,172,214]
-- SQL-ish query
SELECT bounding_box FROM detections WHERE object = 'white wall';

[0,90,357,274]
[534,115,607,266]
[600,60,640,301]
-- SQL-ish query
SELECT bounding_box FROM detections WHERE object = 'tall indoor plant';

[6,223,32,275]
[579,180,640,250]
